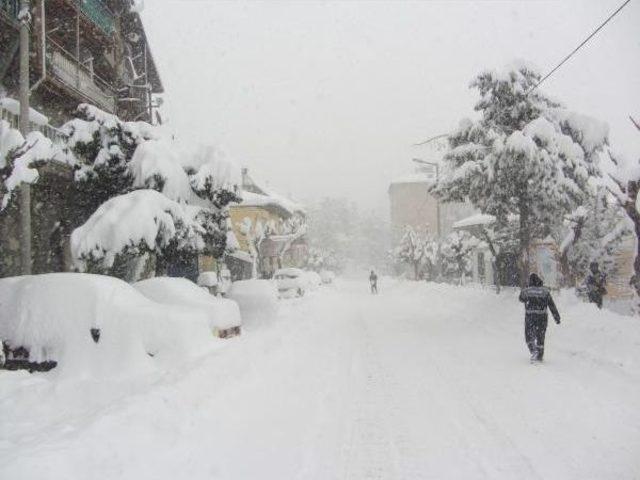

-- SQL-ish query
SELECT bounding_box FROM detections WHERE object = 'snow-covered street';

[1,280,639,480]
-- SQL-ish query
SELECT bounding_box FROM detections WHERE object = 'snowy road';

[1,280,639,479]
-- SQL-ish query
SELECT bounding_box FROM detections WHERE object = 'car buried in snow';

[134,277,242,339]
[0,273,214,373]
[274,268,307,298]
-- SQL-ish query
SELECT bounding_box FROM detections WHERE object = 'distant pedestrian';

[369,270,378,294]
[518,273,561,363]
[585,262,607,309]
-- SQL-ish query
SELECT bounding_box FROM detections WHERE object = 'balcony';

[0,104,67,144]
[47,38,116,113]
[73,0,115,36]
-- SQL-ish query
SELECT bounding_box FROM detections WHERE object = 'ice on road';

[1,280,639,479]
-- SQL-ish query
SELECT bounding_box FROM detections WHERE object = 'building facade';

[0,0,163,278]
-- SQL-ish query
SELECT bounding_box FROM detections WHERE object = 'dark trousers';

[525,314,548,359]
[588,292,603,309]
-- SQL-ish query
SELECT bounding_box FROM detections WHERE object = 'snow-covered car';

[228,279,279,325]
[0,273,212,375]
[303,270,323,291]
[134,277,242,338]
[274,268,307,297]
[320,269,336,284]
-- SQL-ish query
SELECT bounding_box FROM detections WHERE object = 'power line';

[413,0,633,146]
[527,0,632,93]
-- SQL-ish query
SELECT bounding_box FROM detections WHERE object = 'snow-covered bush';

[71,189,226,274]
[440,231,480,284]
[391,226,437,280]
[433,61,608,283]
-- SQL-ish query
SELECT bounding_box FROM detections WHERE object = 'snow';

[0,97,49,126]
[0,123,68,209]
[389,173,434,185]
[453,213,495,229]
[0,280,638,479]
[240,190,304,216]
[134,277,241,331]
[0,273,212,378]
[197,271,219,287]
[71,189,205,269]
[227,279,278,325]
[129,139,193,202]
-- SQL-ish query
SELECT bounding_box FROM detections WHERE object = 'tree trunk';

[413,261,419,281]
[155,254,168,277]
[518,201,531,288]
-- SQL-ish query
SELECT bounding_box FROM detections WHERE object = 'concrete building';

[388,168,475,243]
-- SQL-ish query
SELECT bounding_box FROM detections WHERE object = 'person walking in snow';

[518,273,561,363]
[369,270,378,294]
[585,261,607,309]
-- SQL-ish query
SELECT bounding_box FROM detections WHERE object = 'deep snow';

[1,279,639,479]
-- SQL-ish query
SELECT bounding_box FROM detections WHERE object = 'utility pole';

[413,158,442,278]
[18,0,32,275]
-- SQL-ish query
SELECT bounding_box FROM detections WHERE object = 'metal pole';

[18,0,32,275]
[434,163,442,280]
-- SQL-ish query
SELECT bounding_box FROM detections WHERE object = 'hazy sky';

[143,0,640,213]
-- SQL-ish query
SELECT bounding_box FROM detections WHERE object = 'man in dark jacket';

[585,262,607,309]
[369,270,378,294]
[519,273,561,363]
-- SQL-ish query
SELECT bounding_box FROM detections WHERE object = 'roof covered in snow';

[452,214,496,229]
[237,170,305,217]
[390,173,435,186]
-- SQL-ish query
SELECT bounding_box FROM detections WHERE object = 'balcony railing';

[73,0,115,36]
[47,38,116,113]
[0,106,67,145]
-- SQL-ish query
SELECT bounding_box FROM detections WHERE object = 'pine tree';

[433,62,608,284]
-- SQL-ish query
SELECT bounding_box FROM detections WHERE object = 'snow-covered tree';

[558,188,629,285]
[440,230,480,284]
[238,217,266,279]
[607,117,640,298]
[66,106,241,278]
[392,226,432,280]
[62,104,156,217]
[71,190,226,275]
[433,62,608,284]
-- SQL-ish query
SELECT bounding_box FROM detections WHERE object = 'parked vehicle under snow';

[0,273,213,375]
[134,276,242,338]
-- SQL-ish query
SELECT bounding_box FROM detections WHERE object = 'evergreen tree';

[433,62,608,284]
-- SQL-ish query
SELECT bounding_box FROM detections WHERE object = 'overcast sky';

[143,0,640,213]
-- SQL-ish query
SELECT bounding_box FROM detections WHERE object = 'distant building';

[388,167,475,243]
[200,169,308,281]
